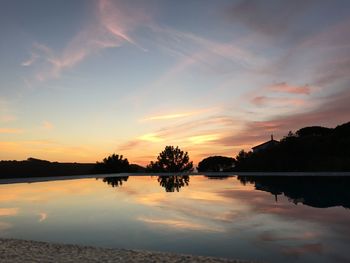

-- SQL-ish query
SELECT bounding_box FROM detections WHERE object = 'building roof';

[252,135,279,150]
[252,139,279,150]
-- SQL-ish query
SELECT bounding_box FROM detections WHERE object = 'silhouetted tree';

[197,156,235,172]
[296,126,332,137]
[94,154,130,173]
[157,175,190,192]
[146,146,193,172]
[280,131,297,143]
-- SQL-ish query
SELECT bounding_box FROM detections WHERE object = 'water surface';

[0,175,349,263]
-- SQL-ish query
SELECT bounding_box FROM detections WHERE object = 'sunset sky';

[0,0,349,165]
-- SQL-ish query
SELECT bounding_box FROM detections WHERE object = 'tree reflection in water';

[102,176,129,188]
[158,176,190,192]
[238,176,350,208]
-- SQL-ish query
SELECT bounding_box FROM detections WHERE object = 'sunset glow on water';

[0,175,349,262]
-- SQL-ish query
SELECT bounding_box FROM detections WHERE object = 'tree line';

[93,121,350,173]
[0,121,349,178]
[234,121,350,171]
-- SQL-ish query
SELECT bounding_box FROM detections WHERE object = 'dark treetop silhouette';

[93,154,145,174]
[93,154,130,174]
[146,146,193,172]
[197,156,235,172]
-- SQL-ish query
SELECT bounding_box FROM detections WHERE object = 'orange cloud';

[0,128,22,134]
[138,133,164,142]
[42,121,54,131]
[141,108,218,122]
[137,217,224,232]
[188,134,220,144]
[143,112,195,121]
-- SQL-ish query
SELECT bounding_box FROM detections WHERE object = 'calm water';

[0,175,349,263]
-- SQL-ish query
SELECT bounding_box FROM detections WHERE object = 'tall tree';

[146,146,193,172]
[94,154,130,173]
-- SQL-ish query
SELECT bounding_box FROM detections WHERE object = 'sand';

[0,238,254,263]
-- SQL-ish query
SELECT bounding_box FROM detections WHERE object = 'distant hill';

[0,157,145,179]
[0,158,95,178]
[234,121,350,171]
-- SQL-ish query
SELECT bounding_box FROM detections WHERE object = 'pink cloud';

[251,96,306,107]
[98,0,149,50]
[219,88,350,152]
[268,82,311,95]
[21,52,39,67]
[25,0,149,81]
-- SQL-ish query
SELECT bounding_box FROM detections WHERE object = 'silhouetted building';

[252,135,279,153]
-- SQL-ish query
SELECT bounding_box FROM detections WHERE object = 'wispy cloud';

[251,96,306,107]
[188,134,220,144]
[98,0,149,50]
[24,0,149,82]
[117,114,240,164]
[21,52,39,67]
[143,112,198,121]
[268,82,311,95]
[126,24,267,106]
[141,108,216,122]
[138,133,164,142]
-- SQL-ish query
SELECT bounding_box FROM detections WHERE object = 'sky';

[0,0,350,165]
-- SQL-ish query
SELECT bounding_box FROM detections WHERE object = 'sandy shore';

[0,238,254,263]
